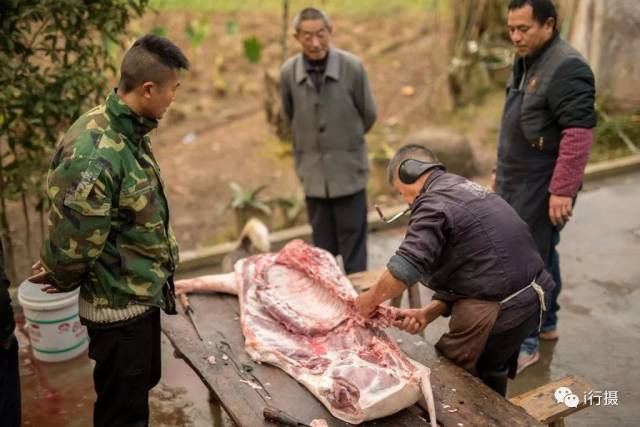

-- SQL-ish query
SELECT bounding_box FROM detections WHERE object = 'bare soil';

[7,9,504,279]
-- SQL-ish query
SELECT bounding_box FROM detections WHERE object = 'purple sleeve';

[549,127,593,197]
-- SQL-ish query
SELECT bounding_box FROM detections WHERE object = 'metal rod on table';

[179,294,204,341]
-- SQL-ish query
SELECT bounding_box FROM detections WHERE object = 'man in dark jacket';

[495,0,596,371]
[280,7,377,274]
[356,145,554,396]
[0,242,20,427]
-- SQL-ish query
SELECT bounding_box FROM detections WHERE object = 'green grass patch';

[150,0,445,16]
[590,113,640,162]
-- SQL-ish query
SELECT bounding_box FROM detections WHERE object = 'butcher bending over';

[355,144,555,396]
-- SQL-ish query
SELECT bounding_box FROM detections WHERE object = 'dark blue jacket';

[388,171,555,333]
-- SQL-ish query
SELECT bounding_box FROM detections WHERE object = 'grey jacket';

[280,48,377,198]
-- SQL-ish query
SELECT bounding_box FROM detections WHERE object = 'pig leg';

[175,272,238,296]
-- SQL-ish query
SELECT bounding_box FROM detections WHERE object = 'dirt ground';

[140,9,499,247]
[6,9,505,279]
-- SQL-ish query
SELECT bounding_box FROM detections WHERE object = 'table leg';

[391,293,403,307]
[209,391,224,427]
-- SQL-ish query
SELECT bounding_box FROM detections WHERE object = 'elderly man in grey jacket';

[280,7,377,274]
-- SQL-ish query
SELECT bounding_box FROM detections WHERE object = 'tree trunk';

[281,0,289,65]
[21,193,32,258]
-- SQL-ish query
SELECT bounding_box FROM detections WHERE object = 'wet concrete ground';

[367,171,640,426]
[16,316,216,427]
[16,171,639,426]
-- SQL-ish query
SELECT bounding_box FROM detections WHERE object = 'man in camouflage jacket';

[30,34,188,426]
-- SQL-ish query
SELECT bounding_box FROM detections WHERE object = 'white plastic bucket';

[18,280,88,362]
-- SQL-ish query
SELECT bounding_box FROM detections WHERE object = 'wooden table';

[162,291,543,427]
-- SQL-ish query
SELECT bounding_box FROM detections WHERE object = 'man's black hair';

[508,0,558,30]
[387,144,439,184]
[292,7,332,32]
[118,34,190,94]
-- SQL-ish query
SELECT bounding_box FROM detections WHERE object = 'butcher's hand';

[394,308,429,334]
[395,300,448,334]
[355,290,382,318]
[356,269,407,318]
[549,194,572,226]
[28,260,60,294]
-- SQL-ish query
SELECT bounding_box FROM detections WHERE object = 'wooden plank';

[344,271,541,425]
[162,292,543,427]
[162,293,429,427]
[390,328,544,427]
[510,375,592,424]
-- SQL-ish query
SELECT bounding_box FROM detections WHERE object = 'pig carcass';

[179,240,436,425]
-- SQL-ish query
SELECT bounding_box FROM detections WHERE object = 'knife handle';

[263,406,308,426]
[179,293,192,313]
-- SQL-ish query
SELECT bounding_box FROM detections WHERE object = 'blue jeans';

[521,229,561,355]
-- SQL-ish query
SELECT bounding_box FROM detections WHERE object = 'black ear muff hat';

[398,159,445,184]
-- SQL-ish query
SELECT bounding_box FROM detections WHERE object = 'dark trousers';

[306,190,368,274]
[476,310,539,396]
[87,308,161,427]
[542,229,561,330]
[522,228,562,353]
[0,336,20,427]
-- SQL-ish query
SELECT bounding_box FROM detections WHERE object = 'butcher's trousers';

[87,308,161,427]
[306,190,368,274]
[476,309,540,396]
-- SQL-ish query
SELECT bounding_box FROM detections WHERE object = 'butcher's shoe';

[539,329,559,340]
[517,351,540,374]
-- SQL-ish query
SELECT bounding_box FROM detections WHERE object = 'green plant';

[224,20,239,36]
[369,143,395,163]
[151,25,167,37]
[185,17,209,50]
[0,0,149,278]
[275,194,305,228]
[591,112,640,162]
[242,36,262,64]
[227,182,272,215]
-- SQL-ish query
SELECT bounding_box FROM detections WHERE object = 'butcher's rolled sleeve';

[387,254,422,286]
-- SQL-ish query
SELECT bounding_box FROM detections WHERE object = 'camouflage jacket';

[41,91,179,314]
